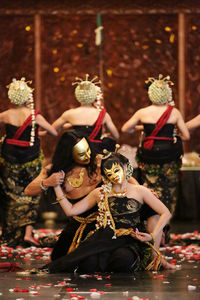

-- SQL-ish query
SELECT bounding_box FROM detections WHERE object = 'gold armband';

[150,232,155,244]
[56,194,66,202]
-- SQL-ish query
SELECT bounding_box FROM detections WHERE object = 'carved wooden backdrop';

[0,0,200,158]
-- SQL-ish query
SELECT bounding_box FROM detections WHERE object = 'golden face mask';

[72,138,91,165]
[104,162,125,184]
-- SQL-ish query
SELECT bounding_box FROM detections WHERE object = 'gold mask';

[72,138,91,165]
[104,162,125,184]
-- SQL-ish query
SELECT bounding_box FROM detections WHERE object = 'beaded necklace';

[95,183,117,238]
[111,189,127,198]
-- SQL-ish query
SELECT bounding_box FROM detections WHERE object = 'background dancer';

[51,74,119,153]
[121,74,190,244]
[0,77,57,247]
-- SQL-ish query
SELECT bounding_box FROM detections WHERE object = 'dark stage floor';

[0,220,199,300]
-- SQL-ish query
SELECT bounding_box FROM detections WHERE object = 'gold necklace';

[66,169,84,188]
[111,189,127,198]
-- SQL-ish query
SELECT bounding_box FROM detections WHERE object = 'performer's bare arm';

[121,110,141,133]
[175,109,190,140]
[54,184,100,216]
[52,110,72,132]
[24,165,64,196]
[36,115,58,136]
[186,114,200,131]
[137,185,171,242]
[103,112,119,139]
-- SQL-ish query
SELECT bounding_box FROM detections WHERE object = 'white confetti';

[79,274,87,278]
[91,292,101,298]
[176,265,182,269]
[188,285,196,291]
[132,296,141,300]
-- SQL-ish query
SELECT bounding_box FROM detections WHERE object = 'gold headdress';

[7,77,33,106]
[72,74,101,105]
[102,144,120,160]
[7,77,36,146]
[146,74,174,105]
[102,149,112,160]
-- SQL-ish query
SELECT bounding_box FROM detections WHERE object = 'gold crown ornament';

[146,74,174,105]
[7,77,33,106]
[72,74,101,105]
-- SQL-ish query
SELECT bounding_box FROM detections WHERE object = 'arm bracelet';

[150,232,155,244]
[56,194,66,202]
[40,180,48,191]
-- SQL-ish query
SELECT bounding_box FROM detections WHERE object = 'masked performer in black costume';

[30,152,171,274]
[25,130,102,257]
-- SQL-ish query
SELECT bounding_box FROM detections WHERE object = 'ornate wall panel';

[41,15,99,156]
[186,14,200,152]
[102,14,178,146]
[0,2,199,155]
[0,16,34,136]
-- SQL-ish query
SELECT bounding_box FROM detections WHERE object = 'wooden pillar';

[178,12,186,119]
[34,14,42,111]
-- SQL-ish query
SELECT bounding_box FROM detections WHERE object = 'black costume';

[137,110,183,216]
[51,195,98,261]
[0,113,42,247]
[73,108,116,154]
[45,196,152,274]
[137,123,183,164]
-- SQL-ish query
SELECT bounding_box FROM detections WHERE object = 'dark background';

[0,0,200,159]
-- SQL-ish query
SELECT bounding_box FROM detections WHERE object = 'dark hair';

[101,152,128,176]
[48,130,97,177]
[144,80,153,91]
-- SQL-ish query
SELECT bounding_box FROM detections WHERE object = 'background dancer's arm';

[51,110,71,132]
[36,114,58,136]
[103,112,119,139]
[175,108,190,140]
[186,114,200,131]
[121,110,141,133]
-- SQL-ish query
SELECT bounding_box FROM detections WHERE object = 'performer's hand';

[45,171,65,187]
[135,125,144,131]
[63,123,72,130]
[134,228,152,242]
[38,130,47,136]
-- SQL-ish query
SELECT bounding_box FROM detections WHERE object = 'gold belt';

[114,227,162,271]
[67,212,98,254]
